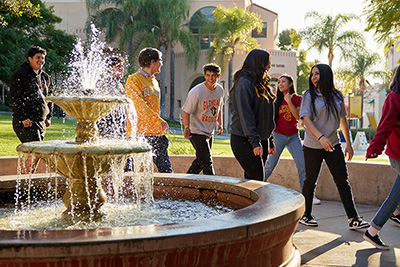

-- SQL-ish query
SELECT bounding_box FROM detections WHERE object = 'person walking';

[182,63,223,175]
[229,49,276,181]
[10,45,54,173]
[299,63,369,229]
[363,66,400,250]
[264,74,321,204]
[125,47,173,173]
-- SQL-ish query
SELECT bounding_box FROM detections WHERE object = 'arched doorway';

[189,76,205,91]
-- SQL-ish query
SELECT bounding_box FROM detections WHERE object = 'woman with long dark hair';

[229,49,276,181]
[299,63,369,229]
[364,66,400,250]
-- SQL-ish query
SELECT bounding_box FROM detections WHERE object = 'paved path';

[294,200,400,267]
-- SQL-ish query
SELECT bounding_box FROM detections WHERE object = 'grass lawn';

[0,113,388,162]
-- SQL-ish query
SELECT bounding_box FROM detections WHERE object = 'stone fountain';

[16,95,152,221]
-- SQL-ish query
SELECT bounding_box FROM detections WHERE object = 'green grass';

[0,113,388,162]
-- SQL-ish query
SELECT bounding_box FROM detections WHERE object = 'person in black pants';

[228,49,276,181]
[10,45,54,173]
[182,63,224,175]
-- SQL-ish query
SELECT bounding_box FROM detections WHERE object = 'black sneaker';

[349,217,370,230]
[363,230,390,250]
[299,214,318,227]
[389,214,400,227]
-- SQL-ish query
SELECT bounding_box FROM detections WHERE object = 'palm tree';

[336,50,384,127]
[86,0,198,118]
[206,5,263,90]
[300,12,365,67]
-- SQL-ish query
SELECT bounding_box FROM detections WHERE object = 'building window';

[189,6,216,50]
[252,22,267,38]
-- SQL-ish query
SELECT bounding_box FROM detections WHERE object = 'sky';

[253,0,383,70]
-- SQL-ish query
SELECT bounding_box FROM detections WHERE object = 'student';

[264,74,321,204]
[125,48,172,173]
[364,66,400,250]
[10,45,54,173]
[299,63,369,229]
[182,63,223,175]
[229,49,276,181]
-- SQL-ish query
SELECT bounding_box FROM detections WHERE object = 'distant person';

[125,47,172,173]
[364,66,400,250]
[264,74,321,205]
[10,45,54,173]
[97,56,126,139]
[299,63,369,229]
[229,49,276,181]
[182,63,223,175]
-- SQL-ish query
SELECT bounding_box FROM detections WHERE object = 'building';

[43,0,297,128]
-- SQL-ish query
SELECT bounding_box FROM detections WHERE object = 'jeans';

[230,134,269,181]
[303,144,359,219]
[371,157,400,230]
[187,133,214,175]
[144,135,173,173]
[264,132,305,189]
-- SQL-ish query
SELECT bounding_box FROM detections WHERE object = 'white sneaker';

[313,196,321,205]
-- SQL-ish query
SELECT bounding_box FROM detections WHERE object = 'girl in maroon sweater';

[364,66,400,250]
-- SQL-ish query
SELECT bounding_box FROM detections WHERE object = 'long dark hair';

[309,64,342,119]
[230,49,275,102]
[276,74,296,109]
[390,65,400,96]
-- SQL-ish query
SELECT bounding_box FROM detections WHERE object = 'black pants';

[187,133,214,175]
[230,134,269,181]
[13,117,45,143]
[144,135,173,173]
[302,144,359,219]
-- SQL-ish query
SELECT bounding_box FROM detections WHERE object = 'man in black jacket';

[10,46,53,173]
[10,45,53,143]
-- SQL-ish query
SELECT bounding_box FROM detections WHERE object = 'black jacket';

[10,62,53,122]
[229,76,275,149]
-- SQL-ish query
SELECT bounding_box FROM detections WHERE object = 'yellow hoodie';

[125,71,164,137]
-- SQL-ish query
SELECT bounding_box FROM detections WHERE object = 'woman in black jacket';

[229,49,276,181]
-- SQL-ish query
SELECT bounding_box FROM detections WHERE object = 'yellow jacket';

[125,71,164,137]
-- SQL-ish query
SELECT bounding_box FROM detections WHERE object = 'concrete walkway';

[294,200,400,267]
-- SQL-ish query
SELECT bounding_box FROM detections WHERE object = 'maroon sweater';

[366,91,400,161]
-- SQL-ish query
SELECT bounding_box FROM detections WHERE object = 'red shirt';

[366,91,400,161]
[274,94,302,136]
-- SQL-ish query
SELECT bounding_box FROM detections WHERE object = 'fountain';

[0,26,304,266]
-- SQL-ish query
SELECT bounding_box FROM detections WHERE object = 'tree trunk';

[328,47,334,67]
[169,42,175,121]
[160,45,166,118]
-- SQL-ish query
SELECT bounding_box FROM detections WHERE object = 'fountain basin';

[0,173,304,266]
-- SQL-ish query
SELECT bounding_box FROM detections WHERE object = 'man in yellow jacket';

[125,47,173,173]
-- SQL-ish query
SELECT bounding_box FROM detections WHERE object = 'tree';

[277,28,301,51]
[300,11,365,67]
[0,0,41,27]
[0,0,76,86]
[364,0,400,50]
[87,0,198,118]
[335,50,384,127]
[206,5,263,90]
[277,28,315,95]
